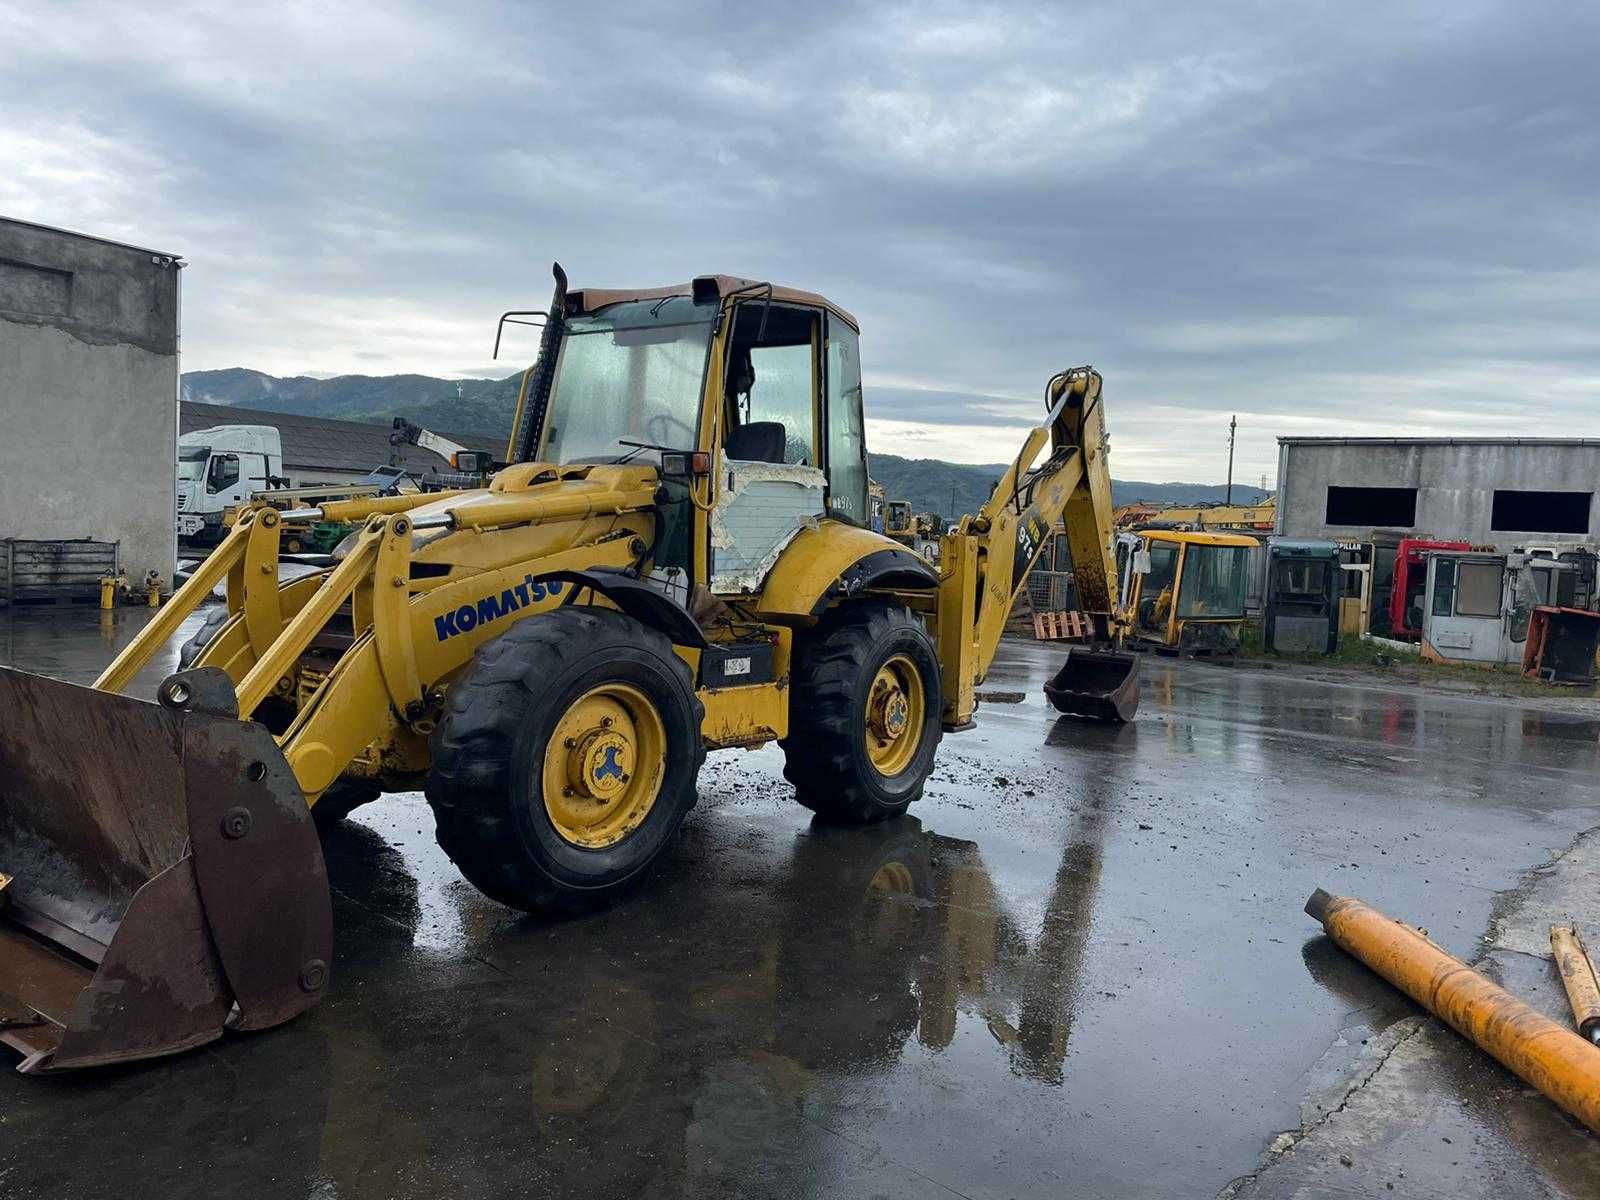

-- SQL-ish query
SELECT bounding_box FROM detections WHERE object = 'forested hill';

[181,369,1266,511]
[181,368,522,437]
[867,453,1268,518]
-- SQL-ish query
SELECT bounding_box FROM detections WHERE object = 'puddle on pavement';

[1521,713,1600,742]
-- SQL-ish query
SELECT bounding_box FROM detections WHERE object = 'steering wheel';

[646,413,697,445]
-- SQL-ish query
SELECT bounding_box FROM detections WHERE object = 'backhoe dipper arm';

[391,418,472,463]
[935,367,1120,726]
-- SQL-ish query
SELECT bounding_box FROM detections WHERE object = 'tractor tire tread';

[426,608,704,914]
[780,601,943,824]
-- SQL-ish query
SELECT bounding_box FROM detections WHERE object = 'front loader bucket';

[1043,648,1141,723]
[0,666,331,1073]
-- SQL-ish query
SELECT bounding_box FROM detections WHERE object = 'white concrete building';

[1275,437,1600,550]
[0,217,182,584]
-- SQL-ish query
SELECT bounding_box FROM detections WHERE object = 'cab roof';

[567,274,858,331]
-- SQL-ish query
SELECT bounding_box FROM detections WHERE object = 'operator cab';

[524,274,873,594]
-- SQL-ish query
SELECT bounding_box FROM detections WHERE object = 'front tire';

[781,602,944,823]
[425,608,705,914]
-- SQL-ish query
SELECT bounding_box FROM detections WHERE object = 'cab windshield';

[178,447,209,481]
[542,296,717,464]
[1178,544,1250,618]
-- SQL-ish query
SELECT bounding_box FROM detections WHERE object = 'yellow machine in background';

[0,266,1138,1073]
[1132,498,1275,532]
[1115,529,1255,654]
[884,499,916,543]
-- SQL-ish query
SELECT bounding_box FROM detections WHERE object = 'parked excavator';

[0,266,1139,1073]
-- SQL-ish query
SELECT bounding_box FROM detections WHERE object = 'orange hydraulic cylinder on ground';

[1306,889,1600,1134]
[1550,925,1600,1045]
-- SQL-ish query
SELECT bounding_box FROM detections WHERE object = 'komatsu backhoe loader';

[0,266,1138,1073]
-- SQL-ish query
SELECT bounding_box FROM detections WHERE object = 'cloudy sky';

[3,2,1597,482]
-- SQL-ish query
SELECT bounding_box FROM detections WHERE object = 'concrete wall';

[1276,439,1600,549]
[0,219,181,583]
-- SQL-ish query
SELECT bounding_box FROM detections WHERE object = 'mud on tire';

[425,607,705,914]
[780,601,944,823]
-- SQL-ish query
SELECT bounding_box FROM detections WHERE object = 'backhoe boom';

[936,367,1127,726]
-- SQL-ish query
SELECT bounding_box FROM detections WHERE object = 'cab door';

[822,314,867,526]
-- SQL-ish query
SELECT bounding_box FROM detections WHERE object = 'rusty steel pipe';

[1306,889,1600,1134]
[1550,925,1600,1045]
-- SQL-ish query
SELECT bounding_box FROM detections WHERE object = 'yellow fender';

[753,520,937,619]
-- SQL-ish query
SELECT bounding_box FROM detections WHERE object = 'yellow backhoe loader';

[884,499,916,544]
[0,267,1138,1074]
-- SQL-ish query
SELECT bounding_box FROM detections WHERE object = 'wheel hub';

[542,684,666,849]
[864,656,925,777]
[573,730,631,800]
[869,679,909,742]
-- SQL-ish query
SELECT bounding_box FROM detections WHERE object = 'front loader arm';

[936,367,1122,726]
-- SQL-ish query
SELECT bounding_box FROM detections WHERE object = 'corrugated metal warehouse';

[180,401,503,486]
[1275,437,1600,549]
[0,217,182,589]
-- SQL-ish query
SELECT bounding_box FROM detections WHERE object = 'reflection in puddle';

[1521,713,1600,742]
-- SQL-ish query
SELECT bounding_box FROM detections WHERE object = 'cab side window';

[723,303,817,466]
[208,453,240,494]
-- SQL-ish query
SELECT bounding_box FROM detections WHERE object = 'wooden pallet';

[1033,610,1091,642]
[0,538,118,606]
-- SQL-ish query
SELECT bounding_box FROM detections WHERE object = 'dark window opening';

[1325,486,1416,528]
[1431,558,1456,617]
[1490,490,1591,535]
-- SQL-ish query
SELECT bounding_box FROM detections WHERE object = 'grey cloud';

[3,0,1598,481]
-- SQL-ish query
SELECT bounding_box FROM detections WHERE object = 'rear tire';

[425,608,705,914]
[781,602,944,823]
[178,605,231,669]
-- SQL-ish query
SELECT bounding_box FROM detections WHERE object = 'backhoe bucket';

[0,666,331,1073]
[1043,648,1141,723]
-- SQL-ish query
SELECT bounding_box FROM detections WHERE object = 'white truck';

[177,425,284,544]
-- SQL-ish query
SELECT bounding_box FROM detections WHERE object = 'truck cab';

[178,425,284,544]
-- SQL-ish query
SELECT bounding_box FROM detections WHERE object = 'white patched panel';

[710,459,827,594]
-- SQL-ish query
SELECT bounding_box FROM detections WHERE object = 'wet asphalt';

[3,605,1600,1198]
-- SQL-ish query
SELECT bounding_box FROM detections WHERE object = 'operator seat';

[726,421,787,464]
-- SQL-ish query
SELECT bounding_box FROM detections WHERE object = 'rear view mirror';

[1133,550,1152,575]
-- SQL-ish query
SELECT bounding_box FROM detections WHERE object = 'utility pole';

[950,485,957,521]
[1225,414,1237,506]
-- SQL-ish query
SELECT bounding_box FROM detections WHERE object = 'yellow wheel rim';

[542,683,666,849]
[867,862,916,896]
[864,654,925,777]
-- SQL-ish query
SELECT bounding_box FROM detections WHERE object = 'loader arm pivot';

[935,367,1130,726]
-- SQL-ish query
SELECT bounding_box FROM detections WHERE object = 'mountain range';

[180,368,1269,514]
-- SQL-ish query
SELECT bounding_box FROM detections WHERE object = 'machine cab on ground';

[1263,539,1339,654]
[1420,550,1565,666]
[1115,529,1255,655]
